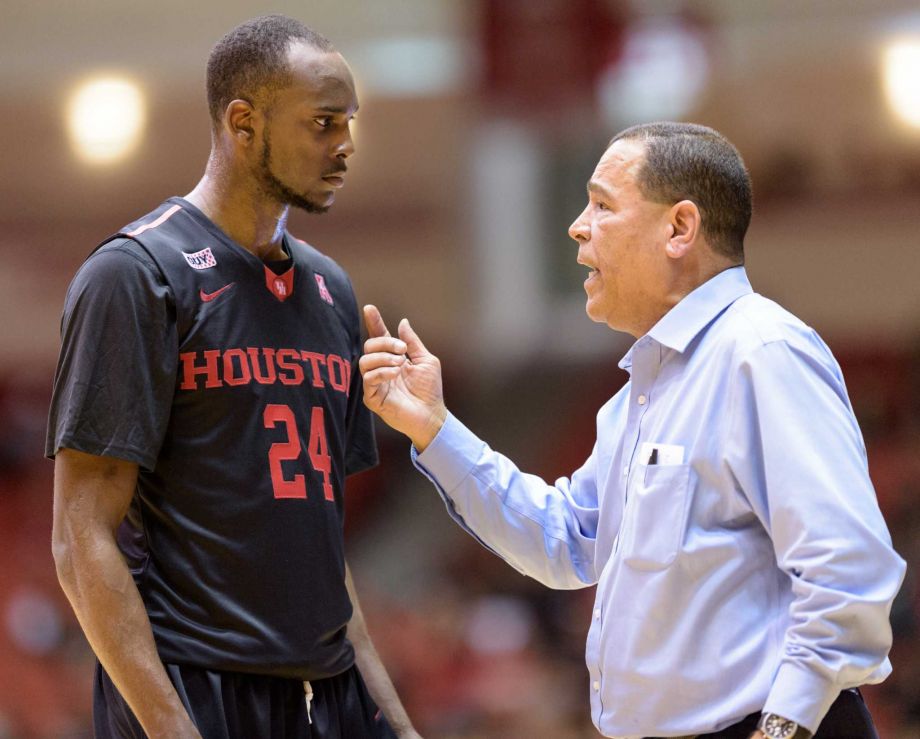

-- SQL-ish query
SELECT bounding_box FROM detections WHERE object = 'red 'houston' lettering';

[178,347,351,394]
[326,354,349,394]
[301,351,326,389]
[223,348,251,386]
[248,347,277,385]
[180,349,222,390]
[276,349,304,385]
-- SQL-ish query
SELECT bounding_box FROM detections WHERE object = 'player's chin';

[291,191,333,215]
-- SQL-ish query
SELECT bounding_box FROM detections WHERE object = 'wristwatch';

[758,713,798,739]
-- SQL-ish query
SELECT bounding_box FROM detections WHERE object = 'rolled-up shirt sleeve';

[726,334,907,732]
[413,413,599,589]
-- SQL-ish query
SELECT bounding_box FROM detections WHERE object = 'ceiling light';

[883,39,920,128]
[67,76,147,164]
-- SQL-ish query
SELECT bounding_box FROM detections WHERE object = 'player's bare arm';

[360,304,447,451]
[52,448,201,738]
[344,564,423,739]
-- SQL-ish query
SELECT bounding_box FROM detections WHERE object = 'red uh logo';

[314,274,334,305]
[274,279,287,296]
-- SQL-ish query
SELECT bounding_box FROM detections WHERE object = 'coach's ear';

[665,200,701,259]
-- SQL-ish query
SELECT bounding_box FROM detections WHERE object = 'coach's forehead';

[594,139,646,185]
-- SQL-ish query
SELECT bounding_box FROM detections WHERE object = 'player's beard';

[257,128,330,214]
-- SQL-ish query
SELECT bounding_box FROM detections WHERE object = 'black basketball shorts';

[93,661,398,739]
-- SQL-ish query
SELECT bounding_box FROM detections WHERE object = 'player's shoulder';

[119,199,186,238]
[64,237,168,313]
[83,199,189,270]
[81,236,161,281]
[73,200,185,288]
[117,198,215,265]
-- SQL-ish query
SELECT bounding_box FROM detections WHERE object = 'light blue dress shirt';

[413,266,905,738]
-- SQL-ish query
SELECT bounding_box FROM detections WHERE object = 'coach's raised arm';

[361,301,599,592]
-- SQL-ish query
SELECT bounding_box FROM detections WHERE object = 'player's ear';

[224,99,258,146]
[664,200,701,259]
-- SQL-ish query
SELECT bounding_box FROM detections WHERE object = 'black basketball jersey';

[46,197,378,680]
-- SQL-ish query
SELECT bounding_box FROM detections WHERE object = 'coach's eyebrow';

[587,180,615,200]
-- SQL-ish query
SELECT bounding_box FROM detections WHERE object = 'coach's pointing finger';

[359,312,447,451]
[363,304,390,338]
[363,305,406,356]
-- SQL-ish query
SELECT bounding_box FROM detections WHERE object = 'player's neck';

[185,174,290,263]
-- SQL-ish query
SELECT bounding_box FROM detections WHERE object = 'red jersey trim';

[126,204,182,237]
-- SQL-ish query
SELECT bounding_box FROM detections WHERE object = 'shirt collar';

[619,266,752,370]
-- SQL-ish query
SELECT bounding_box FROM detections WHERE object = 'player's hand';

[360,305,447,451]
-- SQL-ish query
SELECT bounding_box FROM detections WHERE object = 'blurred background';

[2,0,919,736]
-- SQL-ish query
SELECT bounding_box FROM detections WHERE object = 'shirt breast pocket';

[620,463,692,571]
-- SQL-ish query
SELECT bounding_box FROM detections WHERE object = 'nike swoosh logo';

[199,282,236,302]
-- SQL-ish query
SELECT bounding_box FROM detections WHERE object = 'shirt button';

[593,681,600,692]
[637,394,647,405]
[594,608,601,620]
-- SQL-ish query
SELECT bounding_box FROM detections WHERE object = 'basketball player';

[48,15,419,739]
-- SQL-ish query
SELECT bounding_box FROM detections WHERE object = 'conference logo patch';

[314,273,334,305]
[183,247,217,270]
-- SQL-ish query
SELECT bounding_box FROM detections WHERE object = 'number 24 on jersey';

[262,404,334,501]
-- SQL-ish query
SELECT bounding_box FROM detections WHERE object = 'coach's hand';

[361,305,447,452]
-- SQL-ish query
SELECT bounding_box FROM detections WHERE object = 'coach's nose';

[568,205,590,242]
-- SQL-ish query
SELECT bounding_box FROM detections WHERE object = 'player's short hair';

[206,15,334,127]
[610,122,752,261]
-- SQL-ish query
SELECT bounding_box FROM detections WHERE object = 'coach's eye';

[314,117,332,129]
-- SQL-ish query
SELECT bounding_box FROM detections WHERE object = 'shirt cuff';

[412,412,484,494]
[763,661,838,733]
